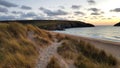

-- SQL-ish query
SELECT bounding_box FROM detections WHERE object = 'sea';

[54,26,120,42]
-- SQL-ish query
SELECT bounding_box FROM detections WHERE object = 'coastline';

[50,31,120,61]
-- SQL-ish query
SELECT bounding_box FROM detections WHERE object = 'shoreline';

[54,26,120,43]
[50,31,120,61]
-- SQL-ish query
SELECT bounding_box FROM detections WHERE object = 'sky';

[0,0,120,25]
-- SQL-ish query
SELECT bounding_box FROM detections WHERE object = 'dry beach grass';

[0,22,119,68]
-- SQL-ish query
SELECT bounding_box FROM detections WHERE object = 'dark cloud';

[110,8,120,12]
[87,0,96,5]
[0,7,8,13]
[11,11,23,14]
[39,7,68,16]
[0,12,47,20]
[20,12,49,20]
[21,12,37,17]
[88,8,103,15]
[71,5,81,9]
[88,8,100,12]
[74,11,85,15]
[18,12,41,20]
[0,0,18,7]
[21,5,32,10]
[91,12,100,15]
[0,15,15,20]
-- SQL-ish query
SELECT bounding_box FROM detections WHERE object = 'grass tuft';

[57,36,118,68]
[47,56,61,68]
[0,22,54,68]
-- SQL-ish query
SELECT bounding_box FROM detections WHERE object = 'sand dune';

[51,31,120,61]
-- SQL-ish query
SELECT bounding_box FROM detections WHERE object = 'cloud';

[34,16,46,20]
[84,17,88,18]
[71,5,81,9]
[91,12,100,15]
[21,5,32,10]
[11,11,23,14]
[0,0,18,7]
[39,7,68,16]
[87,0,96,5]
[101,17,111,20]
[0,7,8,13]
[101,11,104,14]
[110,8,120,12]
[107,18,111,19]
[0,15,15,20]
[18,12,40,20]
[74,11,85,15]
[21,12,37,17]
[88,8,100,12]
[88,8,104,15]
[0,11,46,20]
[59,6,65,9]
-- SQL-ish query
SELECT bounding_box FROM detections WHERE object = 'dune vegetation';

[0,22,118,68]
[47,56,61,68]
[0,23,53,68]
[57,36,118,68]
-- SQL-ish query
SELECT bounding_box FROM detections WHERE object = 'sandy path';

[35,42,61,68]
[28,31,75,68]
[28,31,63,68]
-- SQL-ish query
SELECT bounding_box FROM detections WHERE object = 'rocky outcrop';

[0,20,95,30]
[114,22,120,26]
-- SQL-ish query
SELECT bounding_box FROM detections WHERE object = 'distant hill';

[114,22,120,26]
[0,20,95,30]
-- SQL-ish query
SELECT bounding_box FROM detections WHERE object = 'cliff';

[114,22,120,26]
[0,20,95,30]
